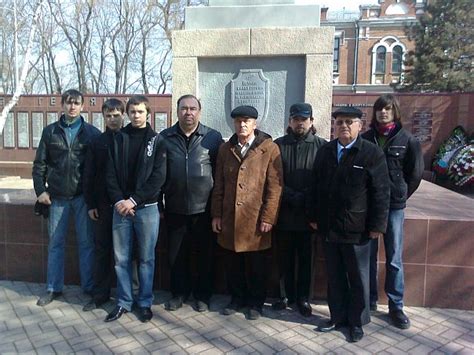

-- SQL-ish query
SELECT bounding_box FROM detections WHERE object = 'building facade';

[322,0,428,93]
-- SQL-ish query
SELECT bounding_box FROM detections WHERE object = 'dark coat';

[32,116,100,199]
[83,129,115,210]
[274,131,327,231]
[211,130,284,252]
[160,123,222,215]
[106,123,167,208]
[314,136,390,244]
[362,123,424,209]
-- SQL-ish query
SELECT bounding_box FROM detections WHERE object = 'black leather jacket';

[314,136,390,244]
[32,116,100,199]
[362,123,424,209]
[274,131,327,231]
[107,123,167,208]
[160,123,222,215]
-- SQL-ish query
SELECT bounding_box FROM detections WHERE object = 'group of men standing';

[32,89,423,343]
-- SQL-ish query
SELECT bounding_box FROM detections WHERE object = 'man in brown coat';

[211,105,283,320]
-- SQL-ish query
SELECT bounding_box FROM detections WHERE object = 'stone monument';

[172,0,334,139]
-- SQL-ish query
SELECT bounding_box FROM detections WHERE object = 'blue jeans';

[113,205,159,311]
[369,208,405,311]
[47,196,94,292]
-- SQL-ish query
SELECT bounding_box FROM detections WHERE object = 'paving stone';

[14,339,35,352]
[144,338,175,352]
[395,338,420,351]
[407,343,435,354]
[185,341,215,353]
[455,335,474,349]
[276,349,298,355]
[51,341,74,353]
[34,344,56,354]
[0,282,473,354]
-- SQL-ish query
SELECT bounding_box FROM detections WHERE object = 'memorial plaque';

[82,112,89,122]
[92,112,104,131]
[47,112,57,125]
[154,113,168,133]
[412,110,433,142]
[17,112,30,148]
[231,69,269,123]
[3,113,15,147]
[32,112,44,148]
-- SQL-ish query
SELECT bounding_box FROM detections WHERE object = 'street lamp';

[0,1,19,91]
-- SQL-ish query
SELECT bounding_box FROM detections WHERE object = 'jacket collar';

[166,122,206,137]
[229,129,272,148]
[285,130,315,143]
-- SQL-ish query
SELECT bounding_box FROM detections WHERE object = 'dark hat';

[290,103,312,118]
[332,106,363,119]
[231,105,258,119]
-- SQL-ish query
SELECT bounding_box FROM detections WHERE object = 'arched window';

[375,46,386,73]
[392,45,403,73]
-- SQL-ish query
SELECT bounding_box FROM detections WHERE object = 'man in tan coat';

[211,105,283,320]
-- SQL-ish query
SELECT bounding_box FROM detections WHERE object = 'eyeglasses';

[335,118,360,126]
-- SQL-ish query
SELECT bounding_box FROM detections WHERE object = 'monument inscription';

[231,69,269,122]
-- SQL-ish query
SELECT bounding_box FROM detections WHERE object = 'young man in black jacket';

[82,98,124,311]
[273,103,326,317]
[105,95,167,323]
[160,94,222,312]
[362,94,423,329]
[313,106,390,343]
[33,89,100,306]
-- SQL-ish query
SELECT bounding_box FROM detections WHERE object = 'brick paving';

[1,281,473,354]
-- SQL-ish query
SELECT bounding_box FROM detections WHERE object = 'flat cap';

[290,103,312,118]
[332,106,363,119]
[231,105,258,119]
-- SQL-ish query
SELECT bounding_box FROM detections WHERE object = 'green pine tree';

[400,0,473,92]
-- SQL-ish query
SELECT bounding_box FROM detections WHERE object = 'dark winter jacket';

[160,123,222,215]
[83,129,116,210]
[313,136,390,244]
[362,123,424,209]
[106,123,167,208]
[32,115,100,199]
[274,131,327,231]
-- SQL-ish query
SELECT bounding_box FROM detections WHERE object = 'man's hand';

[212,217,222,233]
[260,222,273,233]
[37,192,52,205]
[115,199,136,217]
[309,222,318,230]
[369,231,383,239]
[88,208,99,221]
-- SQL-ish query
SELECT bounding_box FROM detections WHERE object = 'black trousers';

[226,249,268,309]
[91,205,113,302]
[275,230,313,302]
[166,212,215,302]
[324,240,371,327]
[369,238,379,305]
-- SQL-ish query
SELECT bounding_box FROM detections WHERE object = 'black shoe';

[195,300,209,313]
[349,326,364,342]
[37,291,62,306]
[82,298,109,312]
[389,309,411,329]
[317,320,346,332]
[105,306,128,322]
[272,298,288,311]
[166,296,183,311]
[223,301,241,315]
[297,301,312,317]
[137,307,153,323]
[370,302,378,311]
[247,307,262,320]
